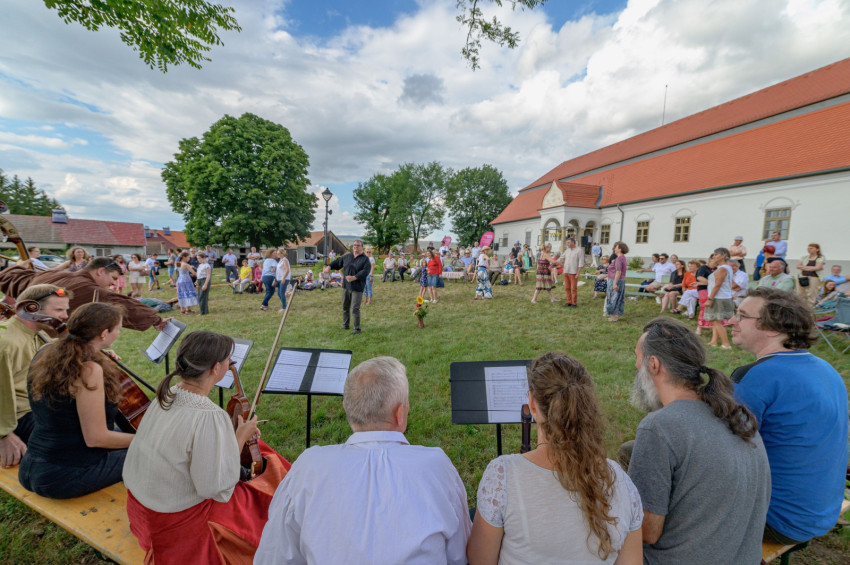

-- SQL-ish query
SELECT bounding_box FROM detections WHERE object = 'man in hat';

[729,236,747,272]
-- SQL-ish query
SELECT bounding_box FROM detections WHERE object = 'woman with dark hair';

[468,353,643,564]
[124,331,290,565]
[111,253,127,295]
[175,251,198,314]
[795,243,825,305]
[704,248,734,349]
[605,242,628,322]
[661,260,685,314]
[593,255,609,299]
[815,279,841,309]
[530,243,558,303]
[18,303,132,498]
[127,252,146,297]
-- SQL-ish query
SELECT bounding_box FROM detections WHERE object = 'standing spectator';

[728,236,747,272]
[695,258,714,336]
[382,253,397,283]
[425,249,443,304]
[605,242,628,322]
[475,247,493,300]
[204,245,218,266]
[417,252,429,299]
[329,241,370,334]
[522,244,534,273]
[221,249,238,283]
[176,252,198,315]
[112,254,127,296]
[259,250,278,312]
[146,254,161,291]
[363,247,375,305]
[627,318,769,565]
[731,288,848,546]
[328,249,336,263]
[795,243,825,305]
[233,259,253,293]
[274,247,291,313]
[246,247,262,269]
[729,259,750,306]
[127,253,146,297]
[195,253,211,315]
[165,249,177,287]
[591,242,602,267]
[704,248,734,349]
[530,243,558,303]
[753,247,765,282]
[559,237,584,308]
[471,243,481,261]
[765,231,787,260]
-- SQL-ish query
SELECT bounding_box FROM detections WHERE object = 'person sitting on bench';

[124,331,291,565]
[19,303,134,499]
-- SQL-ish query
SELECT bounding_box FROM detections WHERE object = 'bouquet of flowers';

[414,296,428,326]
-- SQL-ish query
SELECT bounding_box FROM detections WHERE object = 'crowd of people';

[0,234,847,564]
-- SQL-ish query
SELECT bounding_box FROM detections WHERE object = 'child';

[196,253,211,315]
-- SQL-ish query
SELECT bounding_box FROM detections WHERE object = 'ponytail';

[698,367,758,442]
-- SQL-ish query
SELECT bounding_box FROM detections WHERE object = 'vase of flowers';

[414,296,428,328]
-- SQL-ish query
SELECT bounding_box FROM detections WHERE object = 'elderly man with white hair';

[255,357,470,565]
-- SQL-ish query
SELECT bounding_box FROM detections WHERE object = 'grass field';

[1,267,849,564]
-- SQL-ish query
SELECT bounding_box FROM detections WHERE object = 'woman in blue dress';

[175,252,198,314]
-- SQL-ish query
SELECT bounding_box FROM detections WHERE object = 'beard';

[630,361,663,413]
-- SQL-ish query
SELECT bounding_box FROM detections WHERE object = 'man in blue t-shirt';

[731,287,849,545]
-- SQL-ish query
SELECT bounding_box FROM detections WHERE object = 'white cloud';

[0,0,848,239]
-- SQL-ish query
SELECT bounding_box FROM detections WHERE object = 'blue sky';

[1,0,847,239]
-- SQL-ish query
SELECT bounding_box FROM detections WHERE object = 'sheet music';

[143,319,185,362]
[317,352,351,369]
[484,365,529,423]
[231,342,251,372]
[215,373,234,389]
[277,350,313,367]
[266,362,308,392]
[310,367,348,394]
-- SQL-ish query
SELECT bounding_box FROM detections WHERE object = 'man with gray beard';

[625,317,770,565]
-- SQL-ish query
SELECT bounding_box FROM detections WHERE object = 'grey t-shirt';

[628,400,770,565]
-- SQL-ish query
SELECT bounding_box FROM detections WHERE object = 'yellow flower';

[415,296,425,306]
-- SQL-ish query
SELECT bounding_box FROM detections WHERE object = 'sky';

[0,0,848,241]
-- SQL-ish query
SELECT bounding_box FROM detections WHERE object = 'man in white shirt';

[646,253,677,295]
[255,357,470,565]
[246,247,262,269]
[559,237,585,308]
[729,260,750,305]
[382,253,397,282]
[221,249,238,283]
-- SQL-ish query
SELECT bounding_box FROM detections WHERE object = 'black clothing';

[696,264,713,292]
[329,253,371,292]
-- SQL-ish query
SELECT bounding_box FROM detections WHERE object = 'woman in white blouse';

[467,353,643,565]
[123,331,291,565]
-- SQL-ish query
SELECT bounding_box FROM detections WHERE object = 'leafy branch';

[456,0,546,70]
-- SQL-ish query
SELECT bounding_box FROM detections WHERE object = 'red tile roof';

[153,229,190,250]
[523,58,850,192]
[5,214,145,246]
[491,188,547,224]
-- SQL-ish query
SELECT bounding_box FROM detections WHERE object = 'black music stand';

[214,338,255,407]
[141,319,187,378]
[450,360,532,456]
[261,347,352,448]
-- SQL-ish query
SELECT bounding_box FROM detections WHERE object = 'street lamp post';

[321,187,333,265]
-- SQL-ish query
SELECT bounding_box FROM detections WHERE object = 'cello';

[15,299,156,432]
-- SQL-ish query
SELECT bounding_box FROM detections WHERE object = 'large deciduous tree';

[394,162,451,252]
[162,113,314,249]
[353,173,410,253]
[446,164,513,246]
[456,0,547,69]
[42,0,240,71]
[0,169,63,216]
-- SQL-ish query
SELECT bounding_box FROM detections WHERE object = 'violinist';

[18,302,133,498]
[123,331,291,565]
[0,284,71,468]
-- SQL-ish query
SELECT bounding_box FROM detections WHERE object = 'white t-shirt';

[477,254,489,268]
[653,261,677,282]
[196,263,210,280]
[275,257,291,281]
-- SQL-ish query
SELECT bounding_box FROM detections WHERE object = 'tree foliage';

[162,113,314,249]
[394,162,452,252]
[353,173,410,253]
[456,0,547,69]
[42,0,241,71]
[446,164,513,246]
[0,169,63,216]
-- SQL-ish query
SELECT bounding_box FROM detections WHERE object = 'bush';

[628,257,645,270]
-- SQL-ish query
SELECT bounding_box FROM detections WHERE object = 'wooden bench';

[0,465,145,565]
[761,499,850,564]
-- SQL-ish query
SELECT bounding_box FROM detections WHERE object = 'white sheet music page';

[317,352,351,369]
[484,365,529,423]
[230,343,251,372]
[264,350,313,392]
[144,319,181,361]
[310,367,348,394]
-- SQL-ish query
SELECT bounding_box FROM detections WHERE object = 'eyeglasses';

[735,312,760,322]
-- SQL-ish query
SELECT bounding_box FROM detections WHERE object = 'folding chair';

[815,296,850,353]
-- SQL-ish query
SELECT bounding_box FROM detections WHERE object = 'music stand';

[450,360,532,455]
[261,347,352,448]
[141,319,187,377]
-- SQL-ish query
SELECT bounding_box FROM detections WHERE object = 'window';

[636,221,649,244]
[501,233,509,248]
[525,231,532,246]
[674,217,690,242]
[600,224,610,245]
[763,208,791,240]
[94,247,112,257]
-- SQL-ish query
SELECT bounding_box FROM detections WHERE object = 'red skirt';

[126,441,290,565]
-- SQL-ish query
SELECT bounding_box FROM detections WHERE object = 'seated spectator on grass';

[467,353,642,564]
[758,258,794,291]
[731,288,849,546]
[301,270,316,290]
[625,317,769,565]
[255,357,470,564]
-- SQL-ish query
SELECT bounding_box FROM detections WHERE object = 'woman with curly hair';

[18,303,133,499]
[59,246,90,272]
[467,353,643,564]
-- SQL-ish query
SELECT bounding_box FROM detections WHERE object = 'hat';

[734,235,743,241]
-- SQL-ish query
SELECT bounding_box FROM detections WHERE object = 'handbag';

[798,276,810,287]
[436,276,445,288]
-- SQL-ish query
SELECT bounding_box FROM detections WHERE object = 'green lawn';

[1,268,848,563]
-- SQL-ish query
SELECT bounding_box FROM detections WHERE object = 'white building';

[491,58,850,270]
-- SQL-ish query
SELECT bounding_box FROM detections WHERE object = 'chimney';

[163,227,171,235]
[144,226,151,238]
[52,209,67,224]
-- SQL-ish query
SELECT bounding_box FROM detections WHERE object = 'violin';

[15,299,154,432]
[225,364,264,480]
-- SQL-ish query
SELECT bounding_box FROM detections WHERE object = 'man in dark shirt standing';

[329,240,371,334]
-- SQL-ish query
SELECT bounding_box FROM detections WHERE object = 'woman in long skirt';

[175,252,198,314]
[605,242,628,322]
[475,247,493,300]
[530,243,558,303]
